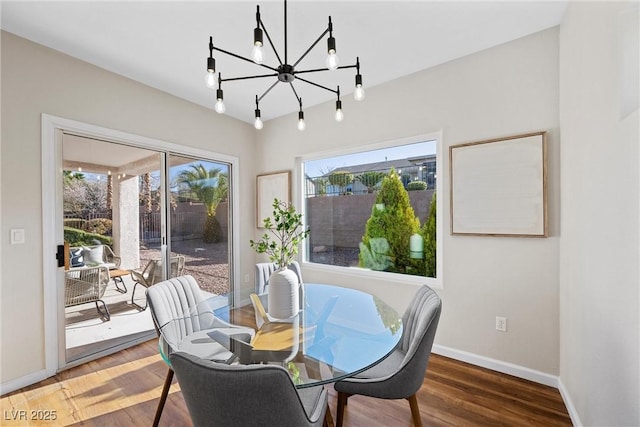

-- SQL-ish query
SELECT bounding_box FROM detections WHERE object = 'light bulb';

[251,44,264,64]
[335,108,344,122]
[297,119,306,131]
[354,85,365,101]
[205,71,215,88]
[215,99,226,114]
[254,117,264,130]
[326,51,339,71]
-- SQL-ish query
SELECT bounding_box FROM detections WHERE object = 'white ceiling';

[1,1,567,124]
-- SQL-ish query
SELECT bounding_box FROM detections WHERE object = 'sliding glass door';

[61,135,232,365]
[167,154,232,298]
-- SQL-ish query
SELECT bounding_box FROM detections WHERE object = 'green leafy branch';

[250,199,310,268]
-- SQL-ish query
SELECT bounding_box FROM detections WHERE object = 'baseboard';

[1,369,49,396]
[432,344,559,388]
[558,377,583,426]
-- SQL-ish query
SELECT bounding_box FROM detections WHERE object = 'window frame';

[295,131,443,289]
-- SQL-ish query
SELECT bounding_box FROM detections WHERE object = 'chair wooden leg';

[336,392,350,427]
[407,394,422,427]
[324,403,334,427]
[153,368,174,427]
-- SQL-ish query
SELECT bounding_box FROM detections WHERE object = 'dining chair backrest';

[396,285,442,390]
[170,351,328,427]
[146,275,211,339]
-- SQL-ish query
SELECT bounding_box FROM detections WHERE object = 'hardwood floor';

[1,337,571,426]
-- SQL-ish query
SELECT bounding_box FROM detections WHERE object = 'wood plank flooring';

[1,306,572,426]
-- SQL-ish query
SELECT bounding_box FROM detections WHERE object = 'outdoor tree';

[83,180,108,213]
[64,174,107,217]
[328,171,354,195]
[313,177,329,196]
[142,172,152,214]
[106,174,113,210]
[422,192,437,277]
[359,169,422,275]
[177,164,228,243]
[356,171,385,193]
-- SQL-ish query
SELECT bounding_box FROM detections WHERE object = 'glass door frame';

[42,114,241,372]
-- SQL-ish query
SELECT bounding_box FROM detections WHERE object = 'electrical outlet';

[495,316,507,332]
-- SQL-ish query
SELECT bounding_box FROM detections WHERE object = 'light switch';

[10,228,25,245]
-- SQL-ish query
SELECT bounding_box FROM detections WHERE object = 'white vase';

[268,267,300,319]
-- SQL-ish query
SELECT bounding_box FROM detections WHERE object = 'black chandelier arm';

[258,80,280,102]
[259,17,283,66]
[289,82,302,104]
[294,75,338,95]
[212,46,278,73]
[337,63,358,70]
[220,73,278,83]
[293,63,359,76]
[292,26,330,68]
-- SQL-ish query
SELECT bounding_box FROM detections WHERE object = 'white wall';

[257,28,561,375]
[559,1,640,425]
[0,32,257,384]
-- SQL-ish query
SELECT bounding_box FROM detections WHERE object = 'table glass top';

[158,283,403,387]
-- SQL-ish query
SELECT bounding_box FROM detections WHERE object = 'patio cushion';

[70,247,84,268]
[83,245,104,266]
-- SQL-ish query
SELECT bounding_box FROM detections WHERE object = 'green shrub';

[83,218,112,236]
[422,192,437,277]
[64,226,112,246]
[407,181,427,191]
[328,171,354,194]
[359,169,423,275]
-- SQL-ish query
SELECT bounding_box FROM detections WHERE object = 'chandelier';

[204,0,365,130]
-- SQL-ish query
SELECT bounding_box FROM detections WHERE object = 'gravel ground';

[139,239,361,295]
[139,239,230,295]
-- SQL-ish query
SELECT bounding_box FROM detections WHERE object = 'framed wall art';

[256,170,291,228]
[449,131,547,237]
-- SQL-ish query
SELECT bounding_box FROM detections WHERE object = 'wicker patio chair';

[130,255,186,310]
[64,265,111,320]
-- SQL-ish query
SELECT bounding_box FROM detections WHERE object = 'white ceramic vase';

[268,267,300,319]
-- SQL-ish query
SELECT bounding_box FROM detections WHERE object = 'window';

[301,133,443,286]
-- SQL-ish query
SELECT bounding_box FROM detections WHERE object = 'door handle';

[56,244,65,267]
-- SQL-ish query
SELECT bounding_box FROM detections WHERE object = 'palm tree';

[63,170,85,184]
[177,164,228,243]
[356,171,385,193]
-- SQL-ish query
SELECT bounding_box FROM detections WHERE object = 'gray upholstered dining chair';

[334,285,442,427]
[170,351,331,427]
[146,275,254,427]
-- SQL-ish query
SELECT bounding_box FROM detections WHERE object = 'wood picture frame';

[449,131,548,237]
[256,171,291,228]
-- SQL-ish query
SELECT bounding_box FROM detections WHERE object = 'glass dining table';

[157,283,403,388]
